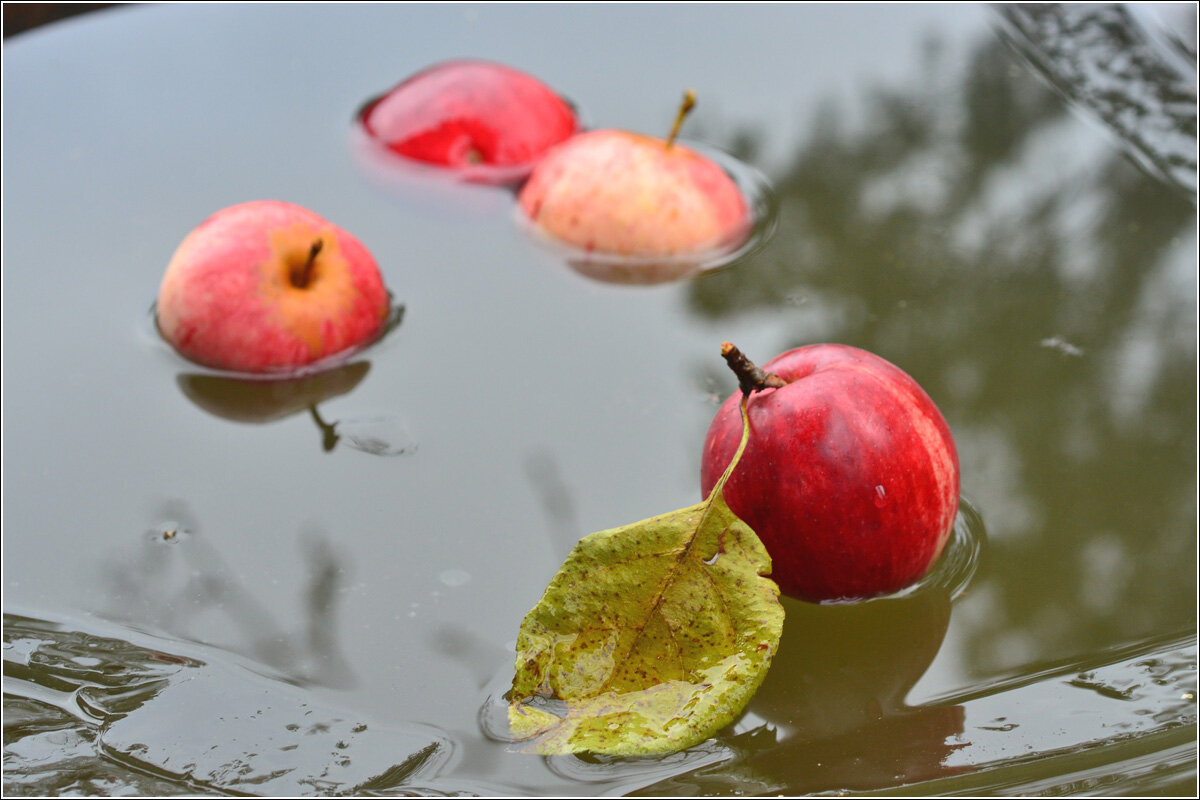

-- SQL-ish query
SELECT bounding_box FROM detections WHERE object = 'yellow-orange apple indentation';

[261,224,361,358]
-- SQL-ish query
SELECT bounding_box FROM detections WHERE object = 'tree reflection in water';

[102,500,358,689]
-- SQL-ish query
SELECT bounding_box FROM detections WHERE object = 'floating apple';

[701,344,960,602]
[358,59,579,184]
[157,201,390,374]
[518,90,750,259]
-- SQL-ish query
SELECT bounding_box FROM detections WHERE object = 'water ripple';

[3,613,458,797]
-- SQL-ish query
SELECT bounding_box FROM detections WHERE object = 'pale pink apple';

[157,201,390,374]
[518,129,750,258]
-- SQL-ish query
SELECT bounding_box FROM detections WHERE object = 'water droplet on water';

[148,522,190,544]
[1040,335,1085,357]
[338,416,417,457]
[438,569,471,588]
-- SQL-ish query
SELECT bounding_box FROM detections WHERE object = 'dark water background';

[3,4,1196,795]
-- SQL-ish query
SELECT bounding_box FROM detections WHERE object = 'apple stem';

[721,342,786,397]
[292,239,324,289]
[665,89,697,150]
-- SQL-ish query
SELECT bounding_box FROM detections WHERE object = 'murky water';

[3,4,1196,795]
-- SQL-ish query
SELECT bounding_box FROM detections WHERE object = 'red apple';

[517,91,751,259]
[358,59,579,184]
[701,344,960,602]
[156,201,390,374]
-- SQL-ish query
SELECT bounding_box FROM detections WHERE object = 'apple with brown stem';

[517,90,751,263]
[702,343,960,602]
[156,201,390,374]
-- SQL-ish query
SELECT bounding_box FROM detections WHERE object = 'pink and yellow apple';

[701,344,960,603]
[359,59,579,184]
[156,201,390,374]
[517,128,750,259]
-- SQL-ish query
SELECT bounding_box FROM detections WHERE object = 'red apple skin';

[156,201,389,374]
[700,344,960,603]
[359,60,579,182]
[517,129,750,257]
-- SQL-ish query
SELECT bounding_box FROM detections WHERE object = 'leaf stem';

[720,342,785,397]
[709,394,752,500]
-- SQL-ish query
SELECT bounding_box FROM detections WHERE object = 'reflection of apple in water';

[359,59,579,184]
[753,590,953,732]
[178,361,371,452]
[517,91,750,259]
[553,235,740,286]
[743,589,966,791]
[157,201,390,374]
[702,344,960,602]
[177,361,370,424]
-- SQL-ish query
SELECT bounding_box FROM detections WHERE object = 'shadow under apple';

[176,360,370,452]
[736,587,966,791]
[564,253,711,286]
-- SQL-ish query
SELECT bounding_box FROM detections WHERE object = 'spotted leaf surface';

[507,399,783,755]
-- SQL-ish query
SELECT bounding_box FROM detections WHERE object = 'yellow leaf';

[506,398,783,755]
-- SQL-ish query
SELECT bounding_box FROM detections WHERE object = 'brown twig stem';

[665,89,697,150]
[293,239,324,288]
[721,342,786,397]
